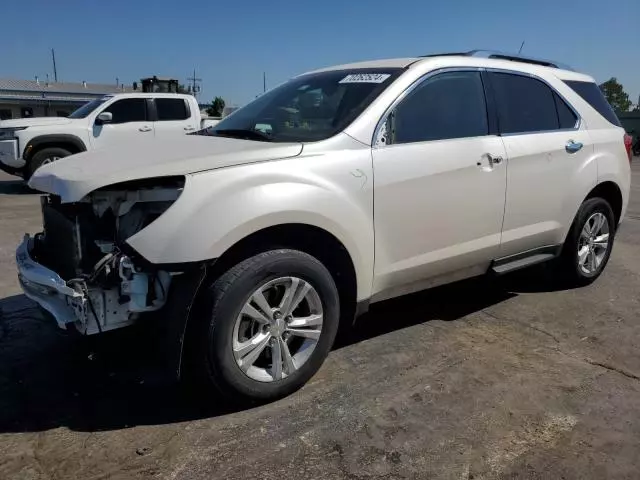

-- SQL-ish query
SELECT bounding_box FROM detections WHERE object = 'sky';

[3,0,639,107]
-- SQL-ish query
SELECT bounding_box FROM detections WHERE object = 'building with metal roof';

[0,77,131,120]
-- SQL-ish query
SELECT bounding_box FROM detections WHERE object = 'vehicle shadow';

[336,261,571,348]
[0,179,37,195]
[0,265,565,434]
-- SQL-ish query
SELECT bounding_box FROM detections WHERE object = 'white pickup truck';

[0,93,217,179]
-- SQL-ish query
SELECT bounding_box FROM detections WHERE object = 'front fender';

[127,153,375,300]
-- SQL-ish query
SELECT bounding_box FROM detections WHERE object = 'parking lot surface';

[1,165,640,480]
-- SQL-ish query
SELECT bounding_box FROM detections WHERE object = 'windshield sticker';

[339,73,391,84]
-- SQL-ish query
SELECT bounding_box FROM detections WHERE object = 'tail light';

[624,134,633,162]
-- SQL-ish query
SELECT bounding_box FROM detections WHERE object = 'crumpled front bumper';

[16,234,84,329]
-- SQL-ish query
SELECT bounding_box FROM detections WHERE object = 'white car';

[0,93,203,179]
[16,51,631,402]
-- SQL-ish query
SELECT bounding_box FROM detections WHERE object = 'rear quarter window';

[563,80,622,127]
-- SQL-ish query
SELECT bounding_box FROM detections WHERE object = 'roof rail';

[418,50,573,71]
[419,52,470,58]
[466,50,573,71]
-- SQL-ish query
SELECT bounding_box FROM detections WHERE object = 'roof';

[302,51,587,78]
[0,78,131,95]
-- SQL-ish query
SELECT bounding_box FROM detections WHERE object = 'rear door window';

[155,98,190,121]
[489,72,559,134]
[563,80,622,127]
[391,71,489,144]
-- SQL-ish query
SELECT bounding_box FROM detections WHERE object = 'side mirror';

[96,112,113,124]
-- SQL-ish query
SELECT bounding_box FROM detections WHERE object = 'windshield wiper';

[213,129,274,142]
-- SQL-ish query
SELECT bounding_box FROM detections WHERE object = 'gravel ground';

[1,163,640,480]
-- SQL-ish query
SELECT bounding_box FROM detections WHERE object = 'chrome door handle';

[184,126,196,131]
[488,154,503,165]
[138,126,152,132]
[565,140,583,153]
[477,153,504,170]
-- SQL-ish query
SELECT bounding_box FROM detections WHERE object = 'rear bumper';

[16,234,84,329]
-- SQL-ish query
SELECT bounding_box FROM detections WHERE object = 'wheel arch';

[24,134,87,161]
[168,223,363,381]
[206,223,359,324]
[585,181,623,226]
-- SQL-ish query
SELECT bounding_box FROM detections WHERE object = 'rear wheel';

[559,197,615,286]
[27,147,72,178]
[188,249,340,403]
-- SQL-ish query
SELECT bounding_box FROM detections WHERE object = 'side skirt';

[491,245,562,275]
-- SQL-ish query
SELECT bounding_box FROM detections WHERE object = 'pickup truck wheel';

[27,147,72,178]
[559,197,615,286]
[190,249,340,403]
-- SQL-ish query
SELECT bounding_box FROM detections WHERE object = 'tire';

[559,197,616,286]
[27,147,72,179]
[188,249,340,403]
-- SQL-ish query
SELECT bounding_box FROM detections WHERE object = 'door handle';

[138,126,152,132]
[565,140,583,153]
[477,153,504,171]
[184,126,196,131]
[488,153,503,166]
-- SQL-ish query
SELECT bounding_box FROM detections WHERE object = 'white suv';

[16,51,631,402]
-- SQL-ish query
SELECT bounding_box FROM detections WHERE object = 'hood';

[29,135,303,202]
[0,117,73,128]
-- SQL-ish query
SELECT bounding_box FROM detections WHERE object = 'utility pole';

[51,48,58,82]
[187,68,202,98]
[518,41,525,54]
[263,72,266,93]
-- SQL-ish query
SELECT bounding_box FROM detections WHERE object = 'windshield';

[68,99,107,119]
[205,68,402,142]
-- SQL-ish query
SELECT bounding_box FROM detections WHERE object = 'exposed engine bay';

[28,178,184,334]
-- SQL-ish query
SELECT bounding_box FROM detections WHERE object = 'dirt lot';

[1,165,640,480]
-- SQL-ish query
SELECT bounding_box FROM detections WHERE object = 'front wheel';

[559,197,615,286]
[188,249,340,403]
[27,147,71,179]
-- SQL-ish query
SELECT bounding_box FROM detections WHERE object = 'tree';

[206,97,225,117]
[599,78,632,113]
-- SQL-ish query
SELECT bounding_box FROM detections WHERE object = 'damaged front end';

[17,177,185,335]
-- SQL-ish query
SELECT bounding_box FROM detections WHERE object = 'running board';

[491,246,561,275]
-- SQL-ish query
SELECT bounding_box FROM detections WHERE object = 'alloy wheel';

[577,212,610,275]
[232,276,323,382]
[41,156,59,165]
